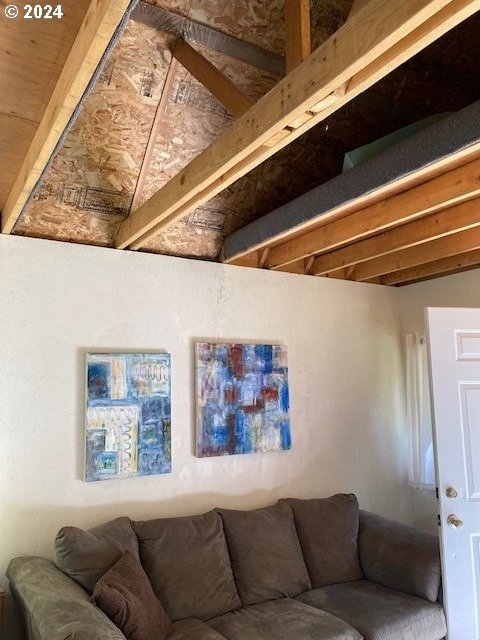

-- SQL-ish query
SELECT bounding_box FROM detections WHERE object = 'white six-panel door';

[427,307,480,639]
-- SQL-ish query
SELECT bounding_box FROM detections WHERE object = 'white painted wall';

[0,235,408,638]
[398,269,480,533]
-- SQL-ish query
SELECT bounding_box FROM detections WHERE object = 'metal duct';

[132,2,285,77]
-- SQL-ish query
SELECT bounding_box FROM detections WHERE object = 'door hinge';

[437,514,441,527]
[436,487,439,499]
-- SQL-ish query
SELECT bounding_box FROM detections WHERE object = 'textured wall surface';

[0,235,408,637]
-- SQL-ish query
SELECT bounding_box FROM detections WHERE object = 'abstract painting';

[195,343,291,458]
[85,353,171,481]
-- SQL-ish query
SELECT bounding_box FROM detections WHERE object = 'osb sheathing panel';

[15,19,172,245]
[14,0,289,249]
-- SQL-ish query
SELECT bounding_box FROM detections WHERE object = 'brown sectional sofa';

[7,494,446,640]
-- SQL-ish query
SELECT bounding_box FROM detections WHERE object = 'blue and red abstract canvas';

[195,343,291,457]
[85,353,171,481]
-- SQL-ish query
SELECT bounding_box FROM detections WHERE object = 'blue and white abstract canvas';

[195,343,291,458]
[85,353,171,481]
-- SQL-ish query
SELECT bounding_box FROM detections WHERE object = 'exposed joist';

[229,252,260,268]
[285,0,311,73]
[310,198,480,275]
[1,0,132,235]
[381,249,480,285]
[116,0,479,250]
[349,0,371,18]
[262,158,480,270]
[131,58,179,212]
[172,39,253,118]
[353,227,480,280]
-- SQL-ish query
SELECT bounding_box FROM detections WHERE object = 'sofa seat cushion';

[134,511,240,622]
[296,580,446,640]
[217,502,311,606]
[209,598,362,640]
[55,517,139,594]
[284,494,363,588]
[170,618,228,639]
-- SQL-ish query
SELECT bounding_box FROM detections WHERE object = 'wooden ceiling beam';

[353,227,480,280]
[310,198,480,275]
[262,158,480,270]
[116,0,479,250]
[284,0,311,73]
[349,0,371,18]
[172,39,253,118]
[381,249,480,285]
[1,0,132,235]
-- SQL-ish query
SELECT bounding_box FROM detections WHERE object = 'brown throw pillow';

[91,551,173,640]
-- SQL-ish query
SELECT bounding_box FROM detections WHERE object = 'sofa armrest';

[7,557,126,640]
[358,511,442,603]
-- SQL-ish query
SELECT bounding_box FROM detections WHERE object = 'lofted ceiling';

[1,0,479,285]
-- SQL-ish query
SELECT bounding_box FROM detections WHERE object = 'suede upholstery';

[285,494,363,588]
[170,619,228,640]
[209,598,361,640]
[7,557,128,640]
[359,511,442,602]
[54,517,139,594]
[296,580,447,640]
[91,551,173,640]
[9,497,446,640]
[133,510,241,621]
[218,502,311,605]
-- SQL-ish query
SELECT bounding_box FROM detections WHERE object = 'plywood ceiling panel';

[0,0,91,209]
[0,114,37,206]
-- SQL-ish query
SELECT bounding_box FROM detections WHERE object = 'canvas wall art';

[195,343,291,457]
[85,353,171,481]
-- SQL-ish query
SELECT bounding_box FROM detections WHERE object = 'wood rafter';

[381,249,480,285]
[353,227,480,281]
[172,39,253,118]
[1,0,132,235]
[310,198,480,276]
[259,157,480,271]
[131,58,179,212]
[349,0,371,18]
[285,0,311,73]
[116,0,480,250]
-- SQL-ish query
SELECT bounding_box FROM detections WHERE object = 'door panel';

[426,307,480,640]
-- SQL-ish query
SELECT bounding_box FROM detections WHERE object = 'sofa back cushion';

[359,510,441,602]
[55,517,139,594]
[133,510,241,621]
[284,494,363,588]
[217,502,311,606]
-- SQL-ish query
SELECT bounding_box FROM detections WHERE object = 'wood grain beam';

[381,249,480,285]
[131,58,179,212]
[1,0,132,234]
[310,198,480,275]
[116,0,479,250]
[263,158,480,270]
[353,227,480,280]
[285,0,311,73]
[349,0,371,18]
[172,39,253,118]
